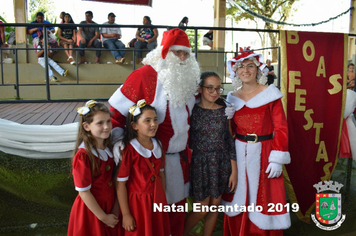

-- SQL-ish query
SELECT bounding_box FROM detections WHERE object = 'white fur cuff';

[250,211,291,230]
[268,150,291,164]
[108,85,135,116]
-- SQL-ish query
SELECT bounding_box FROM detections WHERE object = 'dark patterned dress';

[189,104,236,201]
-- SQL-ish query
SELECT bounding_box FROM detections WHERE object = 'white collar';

[130,138,162,159]
[79,142,113,161]
[227,85,283,111]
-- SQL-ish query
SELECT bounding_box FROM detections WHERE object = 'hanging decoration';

[83,0,152,7]
[227,0,353,27]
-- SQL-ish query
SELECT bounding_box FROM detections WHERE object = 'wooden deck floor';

[0,101,109,125]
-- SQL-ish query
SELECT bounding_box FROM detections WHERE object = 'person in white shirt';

[36,35,68,82]
[101,12,126,64]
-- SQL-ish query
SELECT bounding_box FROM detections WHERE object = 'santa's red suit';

[223,85,291,236]
[109,64,194,235]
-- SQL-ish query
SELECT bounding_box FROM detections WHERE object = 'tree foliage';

[186,29,202,51]
[0,15,15,42]
[28,0,56,22]
[227,0,299,61]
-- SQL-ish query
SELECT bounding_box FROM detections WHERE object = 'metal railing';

[0,22,281,103]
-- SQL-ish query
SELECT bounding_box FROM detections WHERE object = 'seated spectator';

[27,12,58,49]
[266,59,276,86]
[178,16,188,31]
[134,16,158,63]
[0,20,8,48]
[347,63,355,89]
[101,12,126,64]
[36,35,68,82]
[77,11,101,64]
[203,30,213,49]
[59,11,65,23]
[58,13,77,65]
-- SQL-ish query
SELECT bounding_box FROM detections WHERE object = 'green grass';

[0,152,77,235]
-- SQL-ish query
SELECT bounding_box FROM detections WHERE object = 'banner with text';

[83,0,152,6]
[280,30,347,223]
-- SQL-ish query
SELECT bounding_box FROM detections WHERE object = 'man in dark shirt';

[77,11,102,64]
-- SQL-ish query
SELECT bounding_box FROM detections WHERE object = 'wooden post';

[349,0,356,63]
[13,0,28,63]
[213,0,226,51]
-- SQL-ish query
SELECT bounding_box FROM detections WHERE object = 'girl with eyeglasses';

[183,71,237,236]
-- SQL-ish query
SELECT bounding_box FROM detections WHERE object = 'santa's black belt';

[235,133,273,143]
[166,151,189,162]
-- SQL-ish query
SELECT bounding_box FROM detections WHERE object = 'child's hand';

[228,171,237,192]
[102,213,119,228]
[122,213,136,231]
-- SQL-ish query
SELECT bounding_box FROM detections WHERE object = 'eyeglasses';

[171,50,190,58]
[202,86,224,94]
[237,64,257,70]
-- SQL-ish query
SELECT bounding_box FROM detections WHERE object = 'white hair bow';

[129,99,147,117]
[77,100,98,116]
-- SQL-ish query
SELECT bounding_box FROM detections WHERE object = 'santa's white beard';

[143,48,201,108]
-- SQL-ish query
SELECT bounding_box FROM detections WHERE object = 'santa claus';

[109,28,201,236]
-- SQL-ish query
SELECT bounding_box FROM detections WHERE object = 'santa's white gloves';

[113,141,125,165]
[266,162,282,178]
[111,127,123,145]
[225,103,235,119]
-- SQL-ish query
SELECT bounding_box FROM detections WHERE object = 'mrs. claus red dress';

[68,143,116,236]
[117,138,171,236]
[223,85,291,236]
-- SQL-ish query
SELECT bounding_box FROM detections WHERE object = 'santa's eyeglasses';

[171,50,190,58]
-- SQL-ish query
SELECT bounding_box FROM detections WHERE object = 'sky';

[285,0,350,33]
[0,0,352,50]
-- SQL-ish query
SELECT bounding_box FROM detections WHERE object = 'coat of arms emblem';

[311,180,346,230]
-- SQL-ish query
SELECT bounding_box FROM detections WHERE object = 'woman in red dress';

[223,49,291,236]
[68,100,119,236]
[115,100,171,236]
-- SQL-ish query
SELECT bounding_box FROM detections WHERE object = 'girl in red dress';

[115,100,171,236]
[68,100,119,236]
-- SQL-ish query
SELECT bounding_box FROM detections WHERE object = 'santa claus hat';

[227,47,266,79]
[161,28,191,59]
